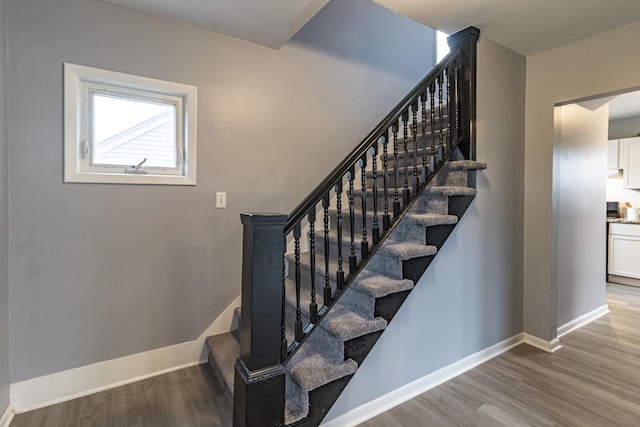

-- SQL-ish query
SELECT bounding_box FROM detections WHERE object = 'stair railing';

[233,26,479,427]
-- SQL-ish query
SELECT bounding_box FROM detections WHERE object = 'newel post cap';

[447,26,481,49]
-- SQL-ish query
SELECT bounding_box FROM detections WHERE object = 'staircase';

[206,27,481,426]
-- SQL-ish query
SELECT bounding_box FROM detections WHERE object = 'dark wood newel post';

[234,212,287,427]
[447,26,480,161]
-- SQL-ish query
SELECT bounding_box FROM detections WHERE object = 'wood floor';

[10,365,232,427]
[360,283,640,427]
[10,283,640,427]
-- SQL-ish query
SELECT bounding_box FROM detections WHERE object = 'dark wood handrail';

[284,47,463,234]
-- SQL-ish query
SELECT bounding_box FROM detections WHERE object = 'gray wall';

[325,35,526,422]
[0,0,10,413]
[524,20,640,342]
[609,115,640,139]
[554,103,608,328]
[6,0,435,382]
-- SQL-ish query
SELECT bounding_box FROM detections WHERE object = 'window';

[436,30,450,63]
[64,63,197,185]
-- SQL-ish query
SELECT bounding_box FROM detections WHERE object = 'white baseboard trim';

[11,341,201,413]
[320,333,524,427]
[557,304,609,338]
[0,404,14,427]
[11,294,241,413]
[523,333,562,353]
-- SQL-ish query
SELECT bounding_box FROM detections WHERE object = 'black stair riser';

[403,255,436,284]
[422,196,474,249]
[343,330,384,365]
[286,375,354,427]
[374,290,413,322]
[448,195,474,218]
[424,224,456,250]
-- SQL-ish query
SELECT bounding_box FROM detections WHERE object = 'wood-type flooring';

[360,283,640,427]
[11,284,640,426]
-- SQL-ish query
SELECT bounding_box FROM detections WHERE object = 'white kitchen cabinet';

[608,139,623,170]
[623,137,640,188]
[609,223,640,280]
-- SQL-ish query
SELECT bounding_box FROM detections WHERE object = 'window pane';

[92,93,177,168]
[436,30,450,63]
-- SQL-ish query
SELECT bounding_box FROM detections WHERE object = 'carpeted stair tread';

[288,353,358,392]
[322,311,387,342]
[384,242,438,260]
[382,241,437,259]
[352,274,415,298]
[424,185,477,197]
[408,212,459,226]
[205,330,239,397]
[442,160,487,171]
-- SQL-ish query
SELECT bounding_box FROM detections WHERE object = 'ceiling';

[104,0,640,55]
[373,0,640,55]
[102,0,329,49]
[609,91,640,121]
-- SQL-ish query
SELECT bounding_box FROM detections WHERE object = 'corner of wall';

[0,0,11,416]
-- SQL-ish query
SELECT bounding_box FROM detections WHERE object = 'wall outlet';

[216,192,227,209]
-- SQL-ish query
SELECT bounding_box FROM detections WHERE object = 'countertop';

[607,217,640,225]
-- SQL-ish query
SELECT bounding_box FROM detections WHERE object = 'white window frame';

[64,63,197,185]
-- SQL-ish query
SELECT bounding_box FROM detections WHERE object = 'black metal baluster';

[446,67,452,154]
[392,123,400,217]
[307,209,318,324]
[402,111,410,205]
[438,74,444,162]
[281,256,287,360]
[335,179,345,290]
[454,63,461,148]
[371,144,380,244]
[347,166,357,273]
[322,194,331,307]
[412,101,419,193]
[421,91,428,183]
[382,135,391,231]
[359,155,368,258]
[430,83,436,174]
[293,223,303,342]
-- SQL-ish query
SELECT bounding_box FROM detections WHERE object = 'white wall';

[607,176,640,206]
[524,20,640,341]
[554,103,608,328]
[325,35,525,423]
[6,0,436,382]
[0,0,10,414]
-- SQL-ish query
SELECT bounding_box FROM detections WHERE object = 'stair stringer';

[283,160,486,426]
[203,161,486,426]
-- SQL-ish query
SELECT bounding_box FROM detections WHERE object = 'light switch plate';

[216,192,227,208]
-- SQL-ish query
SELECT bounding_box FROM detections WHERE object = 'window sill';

[64,171,196,186]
